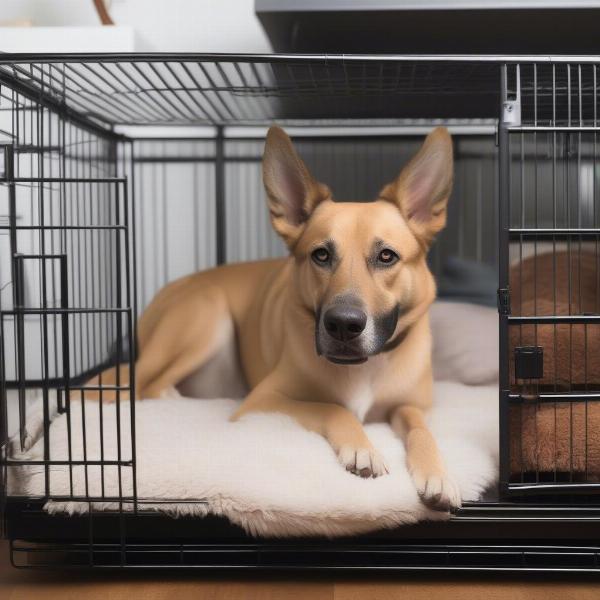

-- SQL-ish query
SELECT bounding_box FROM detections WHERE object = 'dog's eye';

[311,248,330,265]
[377,249,399,266]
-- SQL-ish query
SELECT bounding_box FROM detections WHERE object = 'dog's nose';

[323,306,367,342]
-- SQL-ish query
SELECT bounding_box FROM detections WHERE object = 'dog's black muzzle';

[315,298,400,364]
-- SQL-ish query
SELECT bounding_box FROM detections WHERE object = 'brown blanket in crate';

[510,249,600,387]
[509,250,600,477]
[510,402,600,479]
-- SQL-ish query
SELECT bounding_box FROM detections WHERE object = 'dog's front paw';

[337,445,389,478]
[411,469,461,511]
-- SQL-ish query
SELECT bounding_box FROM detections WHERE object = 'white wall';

[0,0,272,52]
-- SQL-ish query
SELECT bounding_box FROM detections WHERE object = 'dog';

[87,126,460,511]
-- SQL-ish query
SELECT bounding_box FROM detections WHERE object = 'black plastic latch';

[497,287,511,315]
[514,346,544,380]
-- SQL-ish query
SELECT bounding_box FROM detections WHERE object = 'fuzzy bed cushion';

[8,380,498,538]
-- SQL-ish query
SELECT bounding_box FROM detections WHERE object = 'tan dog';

[88,126,459,511]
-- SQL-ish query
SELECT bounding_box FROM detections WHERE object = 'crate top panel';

[0,54,598,129]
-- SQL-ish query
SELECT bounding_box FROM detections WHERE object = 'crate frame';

[1,53,600,571]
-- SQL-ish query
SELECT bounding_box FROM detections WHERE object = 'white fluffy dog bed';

[7,301,499,538]
[8,382,498,538]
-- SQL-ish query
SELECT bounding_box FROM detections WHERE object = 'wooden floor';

[1,541,599,599]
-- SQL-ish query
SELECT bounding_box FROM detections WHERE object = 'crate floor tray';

[7,381,497,538]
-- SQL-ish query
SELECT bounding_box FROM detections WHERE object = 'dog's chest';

[343,383,375,422]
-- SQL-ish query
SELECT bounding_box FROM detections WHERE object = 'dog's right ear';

[263,126,330,247]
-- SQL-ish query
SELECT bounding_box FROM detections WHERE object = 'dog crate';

[1,54,600,572]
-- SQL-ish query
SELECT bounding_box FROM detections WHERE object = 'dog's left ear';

[380,127,453,247]
[263,126,331,248]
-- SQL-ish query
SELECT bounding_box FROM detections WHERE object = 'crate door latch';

[514,346,544,380]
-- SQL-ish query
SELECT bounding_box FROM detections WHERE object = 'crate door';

[0,129,137,532]
[499,63,600,497]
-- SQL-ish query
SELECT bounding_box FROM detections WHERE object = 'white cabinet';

[0,26,134,53]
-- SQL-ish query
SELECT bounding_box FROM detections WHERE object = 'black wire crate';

[3,54,600,572]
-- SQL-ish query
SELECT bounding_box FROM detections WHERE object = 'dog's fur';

[86,126,460,510]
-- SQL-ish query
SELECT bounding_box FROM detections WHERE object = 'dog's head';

[262,126,453,364]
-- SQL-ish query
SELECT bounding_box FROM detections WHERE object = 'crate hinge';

[497,287,511,315]
[501,63,522,126]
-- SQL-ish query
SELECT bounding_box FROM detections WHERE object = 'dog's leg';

[391,403,461,511]
[232,386,388,478]
[79,363,131,403]
[83,284,231,401]
[136,286,231,398]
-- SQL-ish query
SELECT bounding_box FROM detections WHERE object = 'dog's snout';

[323,306,367,342]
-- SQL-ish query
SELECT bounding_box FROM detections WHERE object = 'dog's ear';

[380,127,453,247]
[263,126,330,247]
